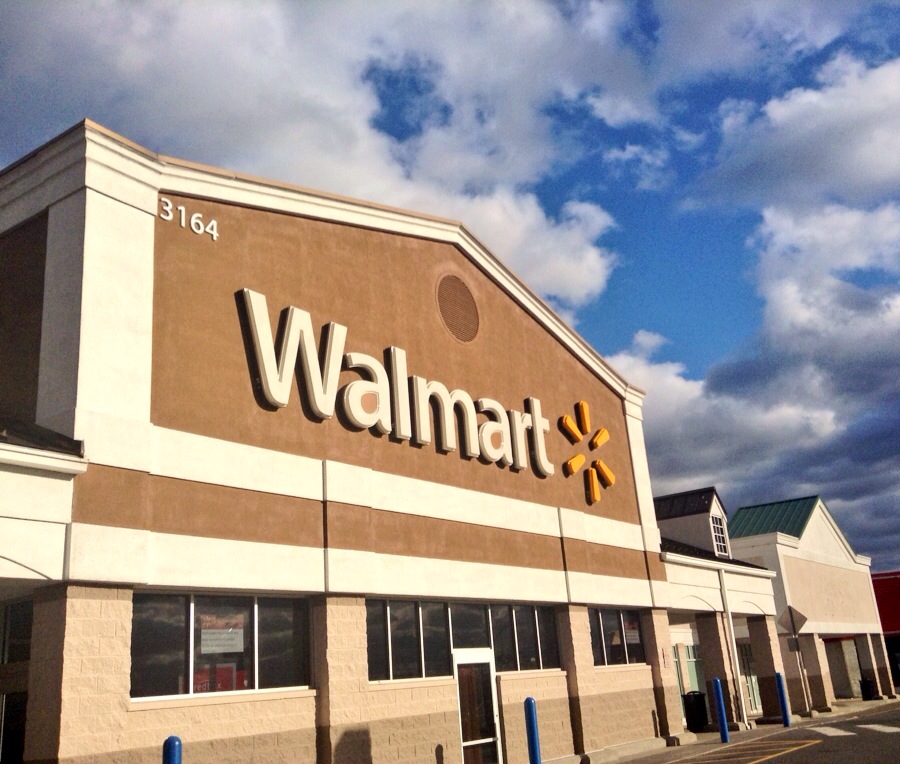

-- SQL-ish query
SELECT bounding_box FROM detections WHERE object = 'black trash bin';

[683,690,708,732]
[860,677,877,700]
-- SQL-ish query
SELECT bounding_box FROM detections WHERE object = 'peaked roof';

[729,496,820,539]
[1,120,643,404]
[654,486,720,521]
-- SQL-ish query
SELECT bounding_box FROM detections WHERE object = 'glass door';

[1,692,28,763]
[453,648,503,764]
[738,643,762,714]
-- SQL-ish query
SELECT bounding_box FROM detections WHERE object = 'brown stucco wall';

[150,194,641,526]
[72,464,324,548]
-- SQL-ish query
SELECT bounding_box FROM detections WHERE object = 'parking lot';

[614,698,900,764]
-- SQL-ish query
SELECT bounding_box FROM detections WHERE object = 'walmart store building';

[0,121,726,763]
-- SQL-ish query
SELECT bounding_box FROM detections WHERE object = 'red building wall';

[873,571,900,634]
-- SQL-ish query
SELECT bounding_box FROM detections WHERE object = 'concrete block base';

[664,731,698,747]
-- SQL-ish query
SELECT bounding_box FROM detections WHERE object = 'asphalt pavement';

[614,696,900,764]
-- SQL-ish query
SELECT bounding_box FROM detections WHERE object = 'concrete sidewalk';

[591,696,900,764]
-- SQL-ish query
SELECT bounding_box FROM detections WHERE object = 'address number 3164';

[159,197,219,242]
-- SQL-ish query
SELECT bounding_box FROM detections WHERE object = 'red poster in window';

[193,664,249,692]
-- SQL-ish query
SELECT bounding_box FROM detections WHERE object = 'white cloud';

[608,341,837,497]
[630,330,668,358]
[613,202,900,553]
[587,92,658,128]
[750,204,900,404]
[603,143,672,190]
[671,127,705,152]
[652,0,864,83]
[701,54,900,205]
[0,0,634,310]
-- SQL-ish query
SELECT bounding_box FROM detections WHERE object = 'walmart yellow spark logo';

[560,401,615,504]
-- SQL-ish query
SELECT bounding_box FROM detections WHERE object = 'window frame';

[368,600,453,682]
[1,599,32,665]
[711,514,730,557]
[365,599,561,682]
[130,592,311,701]
[588,608,647,667]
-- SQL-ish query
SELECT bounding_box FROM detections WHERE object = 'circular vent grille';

[437,275,479,343]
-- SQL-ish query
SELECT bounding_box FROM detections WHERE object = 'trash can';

[860,677,877,700]
[683,690,708,732]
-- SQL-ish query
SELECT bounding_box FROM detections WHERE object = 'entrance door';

[453,648,503,764]
[1,692,28,763]
[685,644,710,719]
[738,643,762,714]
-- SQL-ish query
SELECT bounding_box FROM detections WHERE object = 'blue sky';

[2,0,899,568]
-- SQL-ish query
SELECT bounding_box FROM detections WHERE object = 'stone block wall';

[798,634,835,710]
[557,604,659,754]
[746,615,789,719]
[362,681,461,764]
[25,584,317,763]
[579,665,657,751]
[22,587,679,763]
[497,670,573,763]
[315,595,461,764]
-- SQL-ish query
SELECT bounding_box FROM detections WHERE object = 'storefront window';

[589,608,646,666]
[451,603,490,648]
[490,605,517,671]
[491,604,560,672]
[131,595,188,697]
[537,607,560,669]
[194,596,254,693]
[389,600,422,679]
[366,600,390,680]
[422,601,452,677]
[258,598,310,689]
[366,599,561,680]
[602,609,626,664]
[622,610,645,664]
[1,600,32,664]
[131,594,309,699]
[514,605,540,670]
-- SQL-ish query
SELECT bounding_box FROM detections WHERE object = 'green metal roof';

[729,496,820,539]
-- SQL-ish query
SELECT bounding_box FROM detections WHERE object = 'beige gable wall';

[780,555,880,633]
[797,504,864,567]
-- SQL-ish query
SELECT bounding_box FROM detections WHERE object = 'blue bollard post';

[712,678,730,744]
[162,735,182,764]
[775,672,791,727]
[524,696,542,764]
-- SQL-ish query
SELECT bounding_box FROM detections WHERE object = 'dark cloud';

[629,199,900,572]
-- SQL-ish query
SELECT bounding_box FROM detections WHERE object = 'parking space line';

[856,724,900,733]
[742,741,821,764]
[807,726,854,736]
[674,739,821,764]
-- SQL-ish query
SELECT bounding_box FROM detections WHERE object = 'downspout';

[718,568,749,728]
